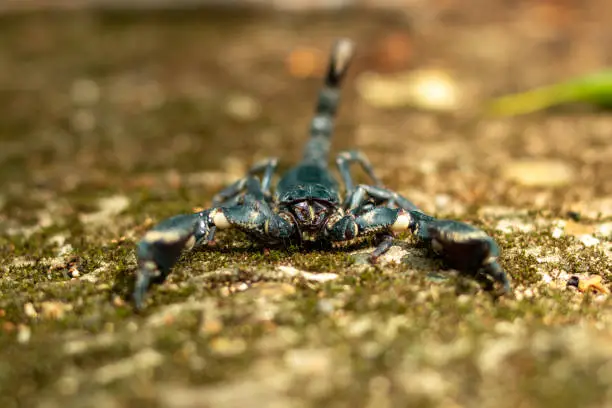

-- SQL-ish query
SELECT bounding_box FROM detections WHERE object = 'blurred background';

[2,0,611,211]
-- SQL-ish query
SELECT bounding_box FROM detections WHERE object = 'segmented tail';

[302,38,355,167]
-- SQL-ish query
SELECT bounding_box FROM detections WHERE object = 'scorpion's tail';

[302,38,355,167]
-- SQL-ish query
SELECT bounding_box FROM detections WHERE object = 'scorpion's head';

[279,184,341,241]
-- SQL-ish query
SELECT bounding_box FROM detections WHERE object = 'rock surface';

[0,4,611,408]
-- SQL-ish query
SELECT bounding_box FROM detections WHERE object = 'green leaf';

[486,70,612,116]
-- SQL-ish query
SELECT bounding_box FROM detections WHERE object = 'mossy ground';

[1,7,612,408]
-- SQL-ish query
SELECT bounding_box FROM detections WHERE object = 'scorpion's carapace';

[133,38,512,310]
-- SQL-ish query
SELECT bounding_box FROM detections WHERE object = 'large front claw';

[134,211,210,310]
[423,219,512,294]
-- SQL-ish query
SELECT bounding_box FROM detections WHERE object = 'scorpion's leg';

[345,184,419,214]
[326,207,511,293]
[342,184,419,260]
[209,176,268,243]
[255,158,278,196]
[367,234,395,261]
[211,178,249,208]
[335,150,383,197]
[211,158,278,206]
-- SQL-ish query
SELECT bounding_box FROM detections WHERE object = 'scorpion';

[133,38,511,310]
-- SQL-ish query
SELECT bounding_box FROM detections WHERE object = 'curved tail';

[302,38,355,167]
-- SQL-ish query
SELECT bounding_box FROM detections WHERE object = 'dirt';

[0,5,611,408]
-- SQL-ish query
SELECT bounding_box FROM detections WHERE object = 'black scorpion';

[133,39,511,309]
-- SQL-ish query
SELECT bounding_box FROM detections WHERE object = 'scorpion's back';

[276,164,339,203]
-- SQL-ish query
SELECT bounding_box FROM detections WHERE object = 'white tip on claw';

[391,210,412,233]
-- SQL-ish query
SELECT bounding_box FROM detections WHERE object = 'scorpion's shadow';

[111,239,506,310]
[110,244,275,308]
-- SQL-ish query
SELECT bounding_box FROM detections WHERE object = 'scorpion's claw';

[425,219,511,294]
[134,256,156,311]
[133,213,205,310]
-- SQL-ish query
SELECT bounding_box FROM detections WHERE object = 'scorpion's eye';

[293,202,309,219]
[313,202,327,214]
[312,202,329,222]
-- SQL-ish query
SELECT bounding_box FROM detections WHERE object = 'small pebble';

[284,348,332,375]
[200,317,223,336]
[407,69,460,111]
[69,266,80,278]
[16,325,31,344]
[3,322,15,332]
[578,234,600,247]
[112,296,125,307]
[24,302,38,318]
[316,299,335,314]
[568,198,612,219]
[357,69,460,110]
[374,32,413,72]
[79,195,130,225]
[225,94,261,122]
[564,220,596,236]
[71,78,100,106]
[286,47,325,78]
[94,348,163,385]
[40,301,72,320]
[246,282,296,298]
[277,265,338,282]
[56,376,79,396]
[495,218,535,234]
[210,337,247,357]
[502,159,574,187]
[71,109,96,133]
